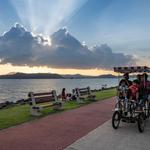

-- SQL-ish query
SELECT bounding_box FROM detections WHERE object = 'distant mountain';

[62,74,93,79]
[0,73,63,79]
[98,74,117,78]
[0,72,117,79]
[62,74,117,79]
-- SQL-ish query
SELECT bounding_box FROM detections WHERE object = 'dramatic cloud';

[0,24,135,69]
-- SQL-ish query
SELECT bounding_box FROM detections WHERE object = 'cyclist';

[129,79,140,101]
[139,73,150,106]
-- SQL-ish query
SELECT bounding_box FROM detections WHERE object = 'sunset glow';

[0,64,115,76]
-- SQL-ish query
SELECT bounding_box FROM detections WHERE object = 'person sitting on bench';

[61,88,67,101]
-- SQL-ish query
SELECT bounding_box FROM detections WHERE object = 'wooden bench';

[74,87,96,103]
[28,90,62,116]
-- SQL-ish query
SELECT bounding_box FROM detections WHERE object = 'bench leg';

[30,107,41,116]
[90,97,97,101]
[88,95,97,101]
[53,103,62,110]
[76,97,84,104]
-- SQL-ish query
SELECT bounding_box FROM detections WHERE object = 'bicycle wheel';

[112,111,121,129]
[137,113,144,133]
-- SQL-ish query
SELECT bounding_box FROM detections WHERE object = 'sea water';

[0,78,118,102]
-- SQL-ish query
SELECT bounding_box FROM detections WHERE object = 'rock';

[0,103,7,109]
[16,99,26,105]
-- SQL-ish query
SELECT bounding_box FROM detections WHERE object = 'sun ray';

[11,0,88,36]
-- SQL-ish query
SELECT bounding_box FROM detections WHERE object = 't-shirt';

[146,80,150,94]
[129,84,139,100]
[140,80,150,95]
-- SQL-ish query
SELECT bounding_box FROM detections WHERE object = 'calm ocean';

[0,78,118,102]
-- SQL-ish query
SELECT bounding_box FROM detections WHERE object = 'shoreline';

[0,86,116,107]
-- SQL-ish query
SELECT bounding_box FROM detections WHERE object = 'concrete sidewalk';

[65,119,150,150]
[0,98,114,150]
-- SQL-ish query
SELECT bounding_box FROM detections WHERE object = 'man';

[139,73,150,106]
[119,73,132,87]
[117,73,132,118]
[144,74,150,96]
[118,73,132,98]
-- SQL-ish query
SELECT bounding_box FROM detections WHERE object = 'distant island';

[0,73,63,79]
[62,74,117,79]
[0,72,117,79]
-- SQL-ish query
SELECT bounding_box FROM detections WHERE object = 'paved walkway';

[0,98,114,150]
[66,119,150,150]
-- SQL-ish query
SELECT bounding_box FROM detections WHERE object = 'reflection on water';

[0,78,118,102]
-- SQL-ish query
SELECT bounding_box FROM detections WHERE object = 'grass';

[0,88,116,130]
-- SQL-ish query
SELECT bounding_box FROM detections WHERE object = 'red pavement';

[0,98,115,150]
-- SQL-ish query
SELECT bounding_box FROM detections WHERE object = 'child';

[129,79,139,101]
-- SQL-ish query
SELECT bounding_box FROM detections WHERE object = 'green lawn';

[0,88,116,130]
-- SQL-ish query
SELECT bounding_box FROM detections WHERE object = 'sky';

[0,0,149,75]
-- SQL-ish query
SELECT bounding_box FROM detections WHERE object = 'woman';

[61,88,67,101]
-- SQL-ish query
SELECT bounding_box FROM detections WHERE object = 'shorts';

[138,94,150,107]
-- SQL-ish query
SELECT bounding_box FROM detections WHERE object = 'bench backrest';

[28,90,57,105]
[75,87,91,97]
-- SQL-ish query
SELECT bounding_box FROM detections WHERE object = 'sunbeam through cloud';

[11,0,88,36]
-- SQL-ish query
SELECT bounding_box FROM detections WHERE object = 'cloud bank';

[0,24,135,69]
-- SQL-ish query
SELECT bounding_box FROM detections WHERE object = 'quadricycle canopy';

[114,66,150,74]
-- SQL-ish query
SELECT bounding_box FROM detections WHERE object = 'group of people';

[118,72,150,107]
[61,88,76,101]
